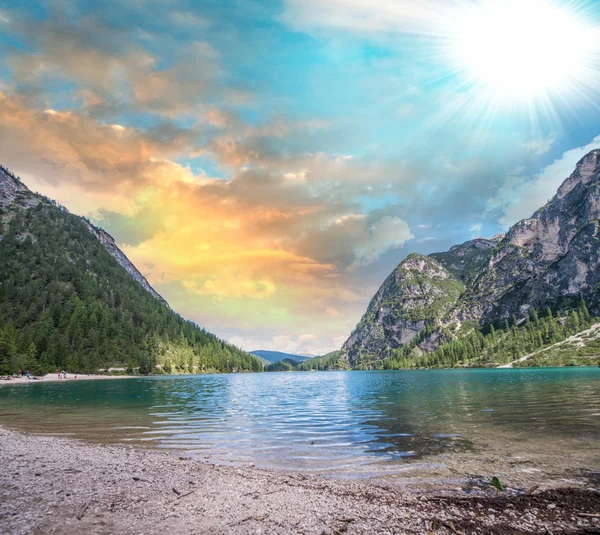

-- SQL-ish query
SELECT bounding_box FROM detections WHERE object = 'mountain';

[250,350,311,364]
[342,149,600,368]
[264,358,302,372]
[0,165,263,375]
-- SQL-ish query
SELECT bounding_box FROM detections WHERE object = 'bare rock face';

[0,165,168,306]
[343,149,600,366]
[431,236,504,284]
[0,166,29,206]
[84,222,168,306]
[472,149,600,323]
[342,254,464,365]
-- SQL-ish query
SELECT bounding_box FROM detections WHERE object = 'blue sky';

[0,0,599,354]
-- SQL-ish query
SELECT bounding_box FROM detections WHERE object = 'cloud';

[470,223,482,237]
[488,135,600,227]
[522,136,556,156]
[183,276,277,302]
[228,333,344,356]
[280,0,453,39]
[0,92,196,214]
[2,4,224,117]
[351,216,414,268]
[0,91,374,353]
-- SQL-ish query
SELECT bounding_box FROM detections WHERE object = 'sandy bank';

[0,428,598,534]
[0,373,137,385]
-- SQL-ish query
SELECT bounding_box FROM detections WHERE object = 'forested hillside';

[296,351,346,371]
[289,302,598,371]
[264,358,300,372]
[342,149,600,368]
[0,168,263,375]
[384,300,596,369]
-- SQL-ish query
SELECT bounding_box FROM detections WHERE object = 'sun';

[449,0,598,100]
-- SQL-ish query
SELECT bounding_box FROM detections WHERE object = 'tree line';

[0,201,263,375]
[385,300,594,369]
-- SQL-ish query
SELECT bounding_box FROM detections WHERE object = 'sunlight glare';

[451,0,597,99]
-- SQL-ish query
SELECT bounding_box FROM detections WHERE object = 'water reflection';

[0,368,598,472]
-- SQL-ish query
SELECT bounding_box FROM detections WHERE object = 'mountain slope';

[250,350,311,363]
[430,236,504,284]
[0,165,263,375]
[264,358,302,371]
[466,150,600,323]
[506,321,600,368]
[343,149,600,367]
[342,254,465,367]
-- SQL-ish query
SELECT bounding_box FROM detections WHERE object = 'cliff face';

[471,149,600,323]
[83,222,168,306]
[343,149,600,366]
[0,165,167,306]
[0,166,31,206]
[343,255,464,365]
[430,236,504,284]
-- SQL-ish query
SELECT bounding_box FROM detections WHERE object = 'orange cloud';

[4,10,223,117]
[0,91,411,352]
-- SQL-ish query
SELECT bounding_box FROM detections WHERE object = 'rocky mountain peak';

[398,253,448,276]
[342,149,600,366]
[556,149,600,200]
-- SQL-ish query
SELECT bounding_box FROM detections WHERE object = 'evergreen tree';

[382,301,597,370]
[0,199,263,374]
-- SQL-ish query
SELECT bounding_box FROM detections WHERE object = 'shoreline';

[2,365,597,387]
[0,373,138,385]
[0,427,598,534]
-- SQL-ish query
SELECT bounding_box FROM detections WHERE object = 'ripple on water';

[0,368,599,472]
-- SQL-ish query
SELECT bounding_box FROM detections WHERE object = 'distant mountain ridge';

[250,350,312,363]
[342,149,600,367]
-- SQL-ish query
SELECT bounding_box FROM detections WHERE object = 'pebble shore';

[1,427,599,534]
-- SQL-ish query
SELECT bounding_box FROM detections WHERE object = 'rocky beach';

[0,374,137,386]
[1,427,599,535]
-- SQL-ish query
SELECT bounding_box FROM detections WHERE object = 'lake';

[1,368,599,476]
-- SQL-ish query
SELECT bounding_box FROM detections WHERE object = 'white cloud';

[280,0,453,38]
[488,135,600,227]
[522,136,556,156]
[470,223,482,237]
[351,215,413,268]
[228,333,342,356]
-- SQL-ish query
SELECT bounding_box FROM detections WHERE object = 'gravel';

[1,427,599,534]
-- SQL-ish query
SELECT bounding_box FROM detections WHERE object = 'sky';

[0,0,599,355]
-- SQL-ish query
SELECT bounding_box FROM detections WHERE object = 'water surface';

[0,368,599,473]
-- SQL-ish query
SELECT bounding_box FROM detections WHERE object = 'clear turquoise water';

[0,368,599,472]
